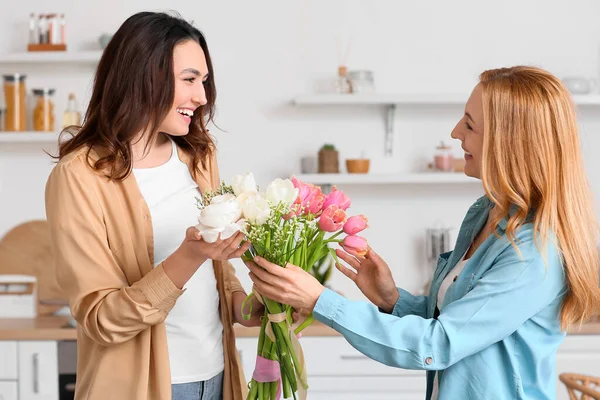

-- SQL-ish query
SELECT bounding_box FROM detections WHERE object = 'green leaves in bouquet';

[310,254,334,285]
[195,180,235,209]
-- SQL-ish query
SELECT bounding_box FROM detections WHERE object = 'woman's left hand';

[245,256,325,313]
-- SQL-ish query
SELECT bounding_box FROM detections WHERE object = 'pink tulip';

[318,205,347,232]
[291,176,326,215]
[342,235,368,257]
[322,186,351,211]
[291,176,312,204]
[343,215,369,235]
[306,187,326,214]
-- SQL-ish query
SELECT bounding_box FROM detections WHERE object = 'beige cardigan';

[45,144,248,400]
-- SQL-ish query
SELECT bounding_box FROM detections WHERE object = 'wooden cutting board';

[0,220,66,316]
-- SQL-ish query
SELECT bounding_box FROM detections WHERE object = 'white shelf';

[571,95,600,105]
[293,93,600,106]
[0,132,60,143]
[293,93,468,106]
[295,172,480,185]
[0,51,102,64]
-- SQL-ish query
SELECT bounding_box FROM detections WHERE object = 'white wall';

[1,0,600,300]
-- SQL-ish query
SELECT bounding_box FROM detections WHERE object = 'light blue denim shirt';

[314,196,567,400]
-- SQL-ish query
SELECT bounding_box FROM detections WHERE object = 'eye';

[202,79,209,85]
[465,121,472,130]
[184,77,196,83]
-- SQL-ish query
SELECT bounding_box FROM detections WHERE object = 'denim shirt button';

[425,357,433,365]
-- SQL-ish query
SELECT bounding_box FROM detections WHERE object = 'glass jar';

[3,74,27,131]
[334,65,351,94]
[434,141,453,172]
[32,88,55,132]
[348,70,375,93]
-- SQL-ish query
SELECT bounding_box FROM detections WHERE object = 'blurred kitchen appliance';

[0,274,37,317]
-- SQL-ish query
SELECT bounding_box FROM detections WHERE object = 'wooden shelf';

[0,51,102,64]
[295,172,480,186]
[0,132,60,143]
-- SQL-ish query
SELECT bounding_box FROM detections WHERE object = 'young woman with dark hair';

[46,11,261,400]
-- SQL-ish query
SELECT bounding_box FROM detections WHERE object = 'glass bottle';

[335,66,352,94]
[32,88,56,132]
[3,74,27,132]
[29,13,37,45]
[62,93,81,128]
[434,141,453,172]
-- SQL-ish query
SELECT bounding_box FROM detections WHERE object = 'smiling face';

[157,39,209,136]
[451,83,485,179]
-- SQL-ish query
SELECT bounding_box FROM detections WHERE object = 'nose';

[451,119,463,141]
[192,84,207,106]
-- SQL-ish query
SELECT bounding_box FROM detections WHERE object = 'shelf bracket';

[385,104,396,157]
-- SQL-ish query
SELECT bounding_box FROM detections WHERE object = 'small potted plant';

[318,143,339,173]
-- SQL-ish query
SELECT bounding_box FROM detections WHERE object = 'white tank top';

[133,139,224,383]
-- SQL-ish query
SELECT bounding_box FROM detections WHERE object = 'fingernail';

[253,256,259,263]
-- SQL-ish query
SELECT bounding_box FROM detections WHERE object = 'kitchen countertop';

[0,316,598,341]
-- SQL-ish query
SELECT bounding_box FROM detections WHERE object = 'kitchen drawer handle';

[32,353,39,394]
[339,354,369,360]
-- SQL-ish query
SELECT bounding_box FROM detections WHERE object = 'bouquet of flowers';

[195,173,369,400]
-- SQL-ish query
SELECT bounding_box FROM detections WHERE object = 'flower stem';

[294,313,315,336]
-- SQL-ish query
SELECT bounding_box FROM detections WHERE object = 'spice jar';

[32,88,56,132]
[3,74,27,131]
[434,141,453,172]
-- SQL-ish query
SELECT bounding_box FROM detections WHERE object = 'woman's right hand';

[164,228,250,289]
[335,246,399,313]
[180,227,250,262]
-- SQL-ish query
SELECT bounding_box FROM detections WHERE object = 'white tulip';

[265,178,298,207]
[198,194,242,228]
[231,172,258,196]
[243,193,272,225]
[235,191,255,208]
[195,221,243,243]
[195,222,223,243]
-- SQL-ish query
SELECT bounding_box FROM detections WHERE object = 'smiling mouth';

[176,108,194,118]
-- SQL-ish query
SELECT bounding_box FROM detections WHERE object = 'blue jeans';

[172,371,224,400]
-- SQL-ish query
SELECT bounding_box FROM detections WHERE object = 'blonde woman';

[245,66,600,400]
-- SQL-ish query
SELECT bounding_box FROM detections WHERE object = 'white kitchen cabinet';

[0,381,18,400]
[17,342,58,400]
[236,336,426,399]
[237,334,600,400]
[0,340,58,400]
[556,335,600,400]
[0,341,17,380]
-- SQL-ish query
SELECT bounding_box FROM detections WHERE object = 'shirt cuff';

[139,263,185,312]
[313,288,346,327]
[390,288,418,317]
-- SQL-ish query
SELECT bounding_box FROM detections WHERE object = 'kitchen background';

[1,1,600,399]
[1,0,599,300]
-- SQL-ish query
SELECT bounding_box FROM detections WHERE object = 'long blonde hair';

[479,66,600,329]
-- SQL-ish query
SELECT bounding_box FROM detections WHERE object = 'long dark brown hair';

[55,11,217,180]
